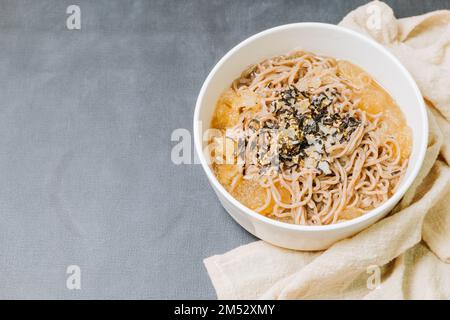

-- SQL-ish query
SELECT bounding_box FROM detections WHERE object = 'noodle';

[211,50,411,225]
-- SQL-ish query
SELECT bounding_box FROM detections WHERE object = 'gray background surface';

[0,0,447,299]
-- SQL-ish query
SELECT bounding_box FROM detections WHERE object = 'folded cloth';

[204,1,450,300]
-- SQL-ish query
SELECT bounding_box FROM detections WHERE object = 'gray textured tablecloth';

[0,0,448,299]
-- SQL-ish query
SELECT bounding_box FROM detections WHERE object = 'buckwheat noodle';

[213,51,409,225]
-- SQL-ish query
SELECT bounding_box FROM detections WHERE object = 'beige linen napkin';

[204,1,450,300]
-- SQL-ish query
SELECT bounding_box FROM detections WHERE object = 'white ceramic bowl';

[194,23,428,250]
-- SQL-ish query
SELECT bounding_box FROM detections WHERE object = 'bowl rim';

[193,22,428,232]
